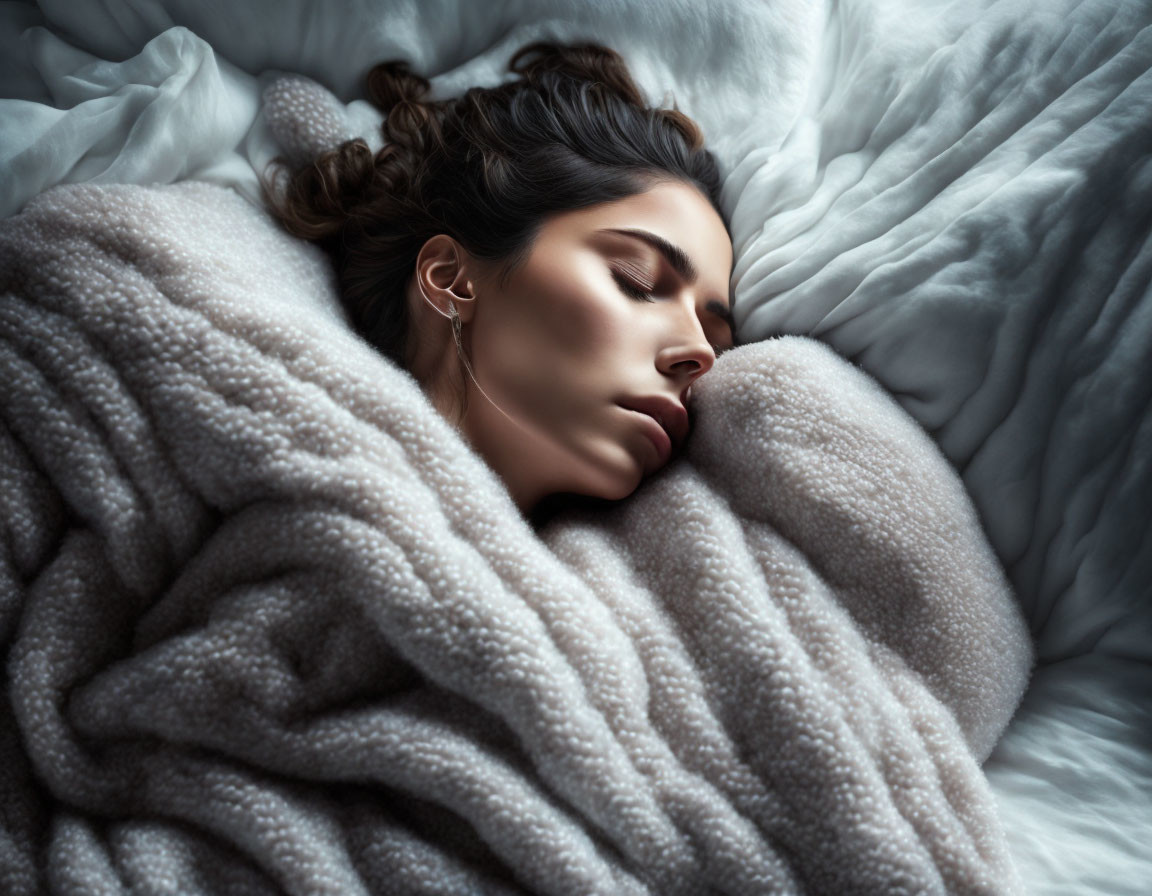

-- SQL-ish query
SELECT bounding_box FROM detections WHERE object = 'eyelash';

[612,271,655,302]
[613,271,726,355]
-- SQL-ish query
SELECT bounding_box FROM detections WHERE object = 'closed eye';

[613,270,728,354]
[612,270,655,302]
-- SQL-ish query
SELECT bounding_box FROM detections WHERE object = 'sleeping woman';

[264,40,735,521]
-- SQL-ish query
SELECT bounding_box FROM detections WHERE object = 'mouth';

[618,395,690,449]
[622,406,673,466]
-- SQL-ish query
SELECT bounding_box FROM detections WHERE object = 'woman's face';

[411,180,735,514]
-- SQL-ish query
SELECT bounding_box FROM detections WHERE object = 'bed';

[1,0,1149,893]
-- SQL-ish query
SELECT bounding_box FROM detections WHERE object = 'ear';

[414,235,478,323]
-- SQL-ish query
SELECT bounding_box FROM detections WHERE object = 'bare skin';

[405,179,735,516]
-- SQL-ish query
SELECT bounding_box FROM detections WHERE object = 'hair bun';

[365,59,445,156]
[365,60,432,114]
[508,41,648,108]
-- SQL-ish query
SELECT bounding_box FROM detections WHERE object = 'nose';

[656,325,715,391]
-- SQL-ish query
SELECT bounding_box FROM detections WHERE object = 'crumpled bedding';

[0,180,1033,894]
[2,0,1151,891]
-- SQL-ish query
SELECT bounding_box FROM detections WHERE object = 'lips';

[618,395,690,452]
[622,408,672,465]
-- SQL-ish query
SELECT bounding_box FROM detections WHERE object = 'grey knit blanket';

[0,181,1033,895]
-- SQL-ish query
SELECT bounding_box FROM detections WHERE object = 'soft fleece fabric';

[0,180,1031,894]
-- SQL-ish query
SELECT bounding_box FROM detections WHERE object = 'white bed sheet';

[986,656,1152,895]
[2,0,1150,892]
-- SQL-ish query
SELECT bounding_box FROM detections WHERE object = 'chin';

[586,465,645,503]
[562,444,648,504]
[528,462,646,526]
[597,481,640,503]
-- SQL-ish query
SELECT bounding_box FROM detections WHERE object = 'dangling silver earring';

[448,300,462,347]
[447,299,477,383]
[451,281,476,362]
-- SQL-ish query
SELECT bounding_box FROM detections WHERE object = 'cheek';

[535,275,630,356]
[485,282,637,392]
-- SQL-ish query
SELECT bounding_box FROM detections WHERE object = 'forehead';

[541,181,733,299]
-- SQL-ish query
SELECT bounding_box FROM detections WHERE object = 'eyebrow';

[600,227,734,329]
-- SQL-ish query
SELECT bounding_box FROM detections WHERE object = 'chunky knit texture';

[0,181,1032,895]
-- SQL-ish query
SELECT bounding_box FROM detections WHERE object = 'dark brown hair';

[263,40,728,370]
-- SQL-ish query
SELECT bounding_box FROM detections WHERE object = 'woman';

[267,40,736,518]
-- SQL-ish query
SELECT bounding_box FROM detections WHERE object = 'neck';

[421,365,554,518]
[457,400,554,517]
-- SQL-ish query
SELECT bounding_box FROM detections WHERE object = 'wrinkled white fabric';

[0,0,820,217]
[729,0,1152,672]
[0,25,258,216]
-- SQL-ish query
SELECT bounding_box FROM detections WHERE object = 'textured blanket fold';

[1,181,1032,895]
